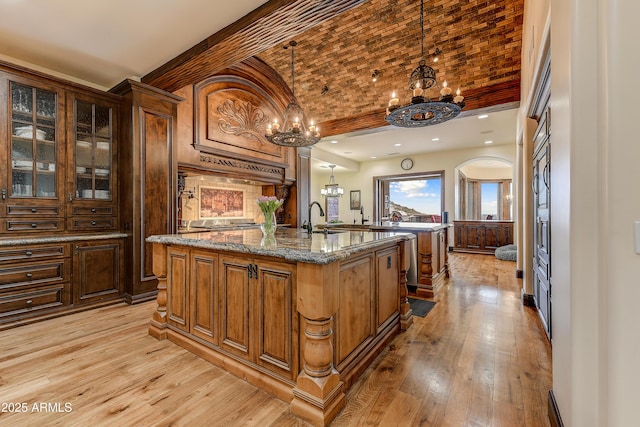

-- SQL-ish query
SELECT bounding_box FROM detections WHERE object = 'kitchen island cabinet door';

[219,255,252,359]
[167,247,189,332]
[72,239,123,305]
[190,250,218,345]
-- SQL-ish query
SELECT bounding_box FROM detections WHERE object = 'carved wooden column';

[292,262,345,426]
[149,243,168,340]
[399,238,414,331]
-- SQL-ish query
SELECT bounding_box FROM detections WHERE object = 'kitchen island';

[147,228,414,426]
[322,222,449,298]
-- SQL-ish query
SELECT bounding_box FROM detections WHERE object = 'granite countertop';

[147,228,414,265]
[322,222,448,231]
[0,232,128,246]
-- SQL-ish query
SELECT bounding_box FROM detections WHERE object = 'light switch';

[635,221,640,254]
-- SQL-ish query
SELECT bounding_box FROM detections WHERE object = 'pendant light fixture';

[265,41,320,147]
[385,0,465,128]
[321,165,344,197]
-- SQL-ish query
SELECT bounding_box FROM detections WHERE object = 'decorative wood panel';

[376,247,399,332]
[191,251,218,344]
[73,241,123,304]
[257,260,296,378]
[167,248,188,331]
[336,254,374,366]
[220,256,251,357]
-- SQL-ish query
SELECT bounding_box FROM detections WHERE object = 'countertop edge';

[0,233,128,246]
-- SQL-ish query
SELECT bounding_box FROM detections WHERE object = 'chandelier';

[321,165,344,197]
[265,41,320,147]
[385,0,465,128]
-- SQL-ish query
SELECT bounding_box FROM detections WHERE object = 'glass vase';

[260,211,277,237]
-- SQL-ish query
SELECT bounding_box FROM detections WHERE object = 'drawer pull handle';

[31,223,37,228]
[91,208,96,213]
[26,273,33,278]
[26,300,33,305]
[25,251,33,256]
[31,208,37,213]
[91,221,97,226]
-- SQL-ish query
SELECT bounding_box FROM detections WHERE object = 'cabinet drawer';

[0,283,70,317]
[70,206,114,216]
[6,205,61,216]
[0,260,69,288]
[0,244,69,264]
[5,219,63,233]
[67,216,117,231]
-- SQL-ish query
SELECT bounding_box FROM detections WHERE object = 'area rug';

[408,297,436,318]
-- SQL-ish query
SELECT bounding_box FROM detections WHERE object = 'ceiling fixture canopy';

[321,165,344,197]
[385,0,465,128]
[265,41,320,147]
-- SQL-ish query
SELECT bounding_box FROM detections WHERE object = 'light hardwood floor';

[0,253,551,426]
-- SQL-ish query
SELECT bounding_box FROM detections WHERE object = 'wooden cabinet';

[453,220,514,254]
[72,239,124,305]
[1,66,120,235]
[0,62,125,328]
[0,243,71,322]
[66,93,119,232]
[220,255,297,379]
[111,79,182,303]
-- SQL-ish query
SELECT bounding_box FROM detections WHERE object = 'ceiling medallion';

[265,41,320,147]
[385,0,465,128]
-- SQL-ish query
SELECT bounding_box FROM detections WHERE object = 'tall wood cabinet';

[111,79,182,303]
[0,62,125,329]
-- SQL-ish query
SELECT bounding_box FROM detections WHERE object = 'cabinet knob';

[31,223,37,228]
[91,208,96,213]
[26,300,33,305]
[1,189,5,200]
[25,251,33,256]
[31,208,37,213]
[91,221,97,226]
[26,273,33,278]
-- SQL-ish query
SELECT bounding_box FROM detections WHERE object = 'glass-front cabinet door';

[73,97,114,202]
[8,80,61,200]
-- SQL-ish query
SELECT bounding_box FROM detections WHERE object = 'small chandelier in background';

[321,165,344,197]
[265,41,320,147]
[385,0,465,128]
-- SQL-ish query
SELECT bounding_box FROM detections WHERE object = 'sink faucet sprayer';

[304,201,325,233]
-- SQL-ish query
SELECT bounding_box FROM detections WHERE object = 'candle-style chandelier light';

[265,41,320,147]
[385,0,465,128]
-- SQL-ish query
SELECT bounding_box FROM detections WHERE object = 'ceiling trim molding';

[318,79,521,138]
[141,0,367,93]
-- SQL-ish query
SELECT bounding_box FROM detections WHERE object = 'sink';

[312,229,347,234]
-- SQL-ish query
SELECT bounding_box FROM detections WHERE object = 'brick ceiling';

[143,0,524,137]
[257,0,523,131]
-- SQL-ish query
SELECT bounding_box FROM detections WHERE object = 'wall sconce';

[371,69,382,82]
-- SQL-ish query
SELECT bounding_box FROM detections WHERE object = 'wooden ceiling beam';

[318,79,521,138]
[142,0,367,93]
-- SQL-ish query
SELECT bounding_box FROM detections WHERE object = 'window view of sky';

[481,182,498,217]
[389,178,441,214]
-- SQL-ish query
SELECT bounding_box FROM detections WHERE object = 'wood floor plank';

[0,253,552,426]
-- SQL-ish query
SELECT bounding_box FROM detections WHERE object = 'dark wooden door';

[73,240,123,305]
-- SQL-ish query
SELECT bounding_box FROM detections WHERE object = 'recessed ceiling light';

[432,137,440,141]
[330,140,338,144]
[344,151,352,154]
[478,114,489,119]
[394,143,402,146]
[370,156,377,159]
[484,140,493,144]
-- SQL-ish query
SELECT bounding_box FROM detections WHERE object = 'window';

[374,171,444,222]
[463,178,512,220]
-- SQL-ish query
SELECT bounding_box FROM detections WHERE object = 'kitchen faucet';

[304,201,325,233]
[360,206,369,225]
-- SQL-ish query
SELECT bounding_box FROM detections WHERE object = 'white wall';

[521,0,640,425]
[309,143,516,228]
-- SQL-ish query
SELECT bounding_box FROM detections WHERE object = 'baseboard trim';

[548,390,564,427]
[124,291,158,305]
[522,291,536,307]
[516,269,523,278]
